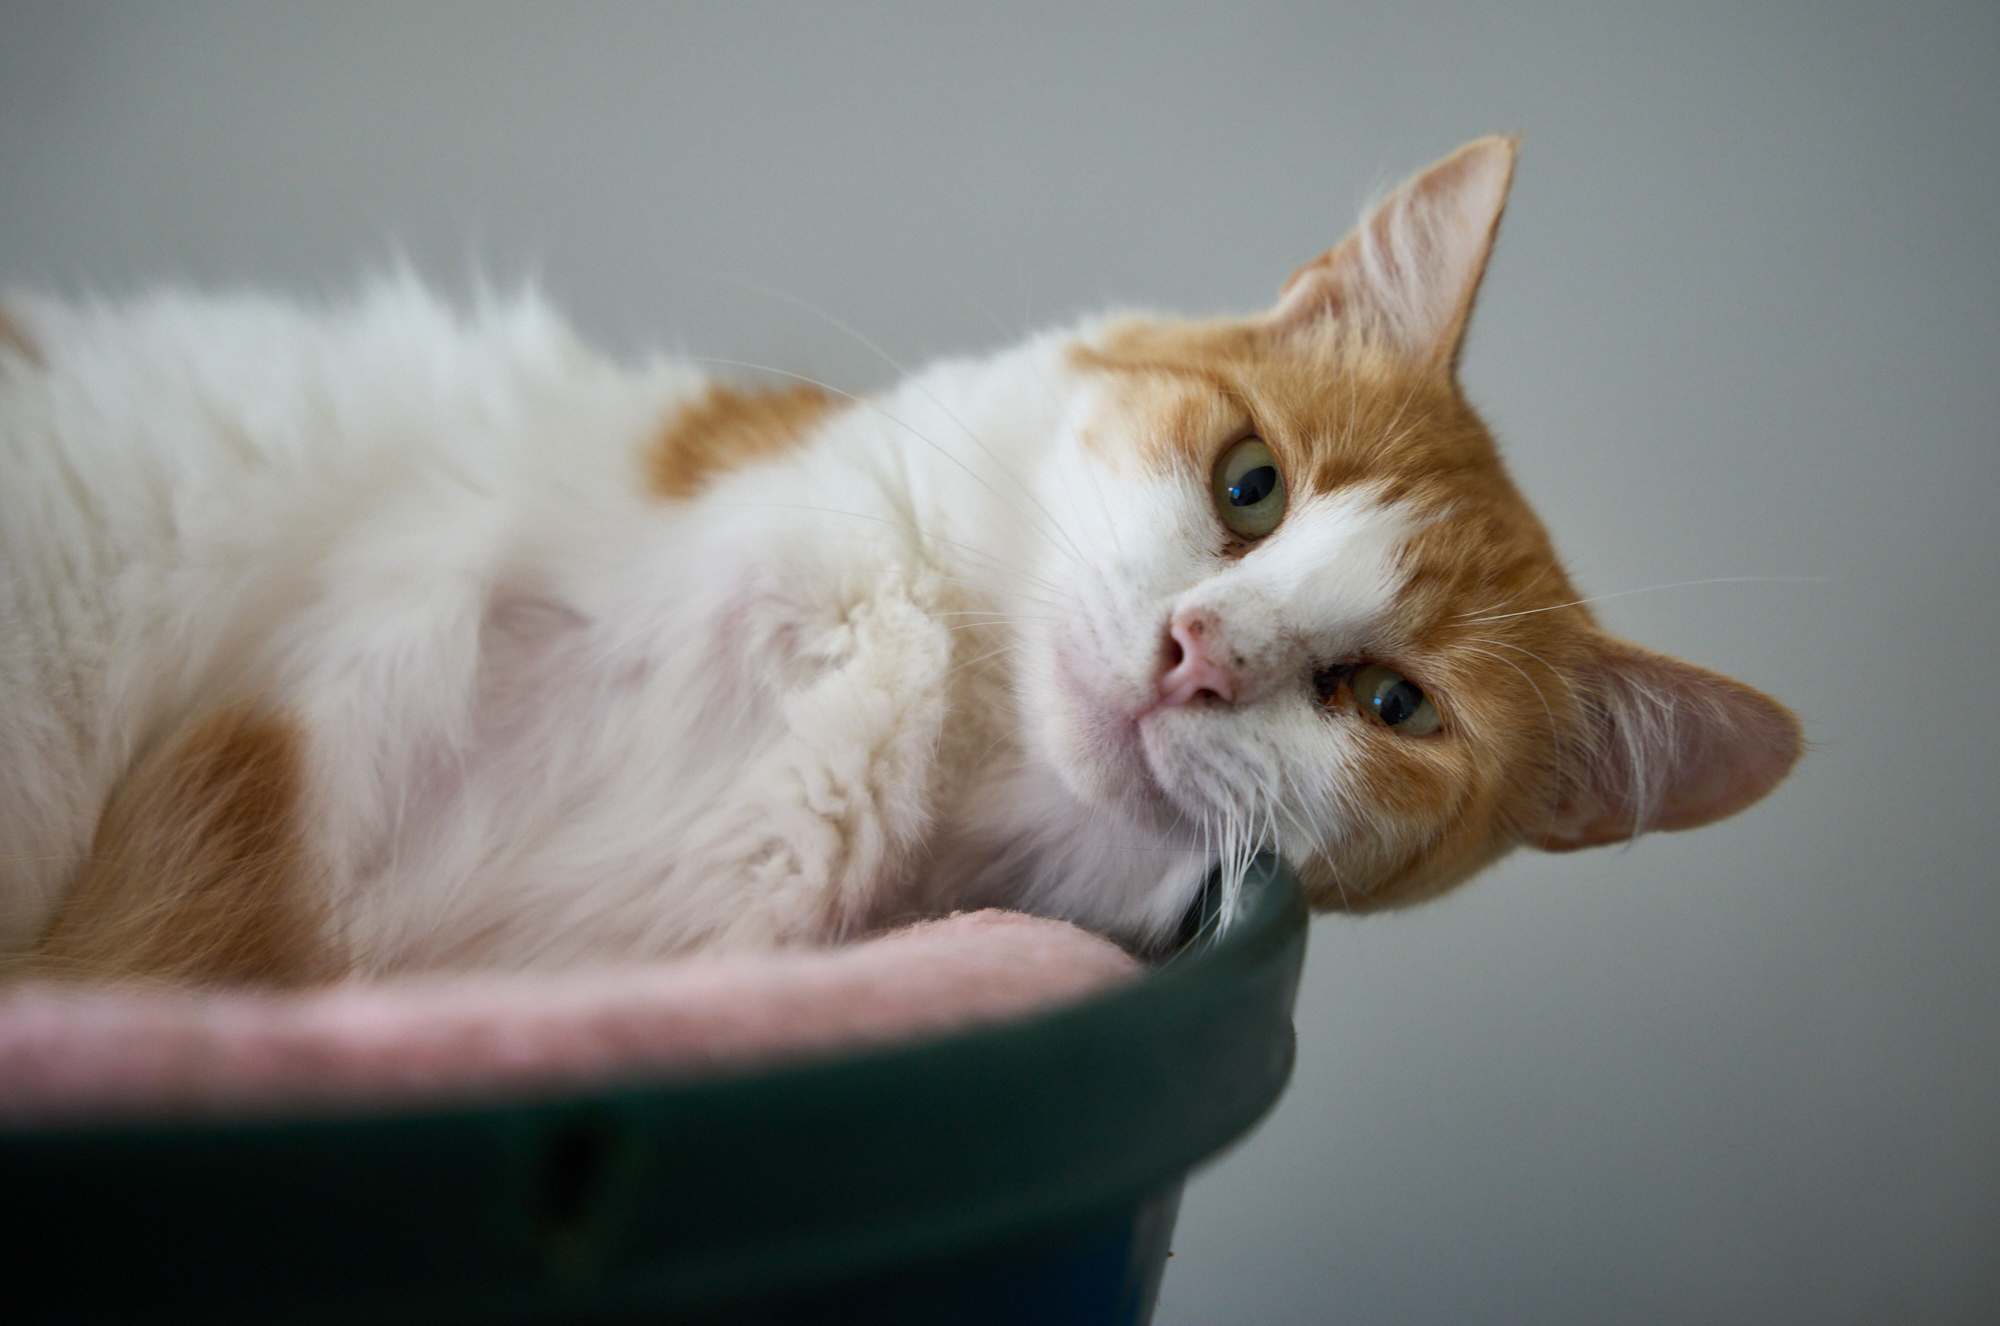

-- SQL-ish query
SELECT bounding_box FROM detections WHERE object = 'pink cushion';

[0,910,1137,1125]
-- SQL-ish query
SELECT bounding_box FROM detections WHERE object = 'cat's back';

[0,283,699,951]
[0,281,657,536]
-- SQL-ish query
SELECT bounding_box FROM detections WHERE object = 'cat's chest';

[355,496,1026,964]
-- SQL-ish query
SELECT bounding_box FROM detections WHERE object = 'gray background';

[4,3,1995,1321]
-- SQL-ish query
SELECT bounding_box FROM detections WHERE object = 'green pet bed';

[4,858,1306,1325]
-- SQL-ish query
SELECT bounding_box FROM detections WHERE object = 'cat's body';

[0,139,1801,983]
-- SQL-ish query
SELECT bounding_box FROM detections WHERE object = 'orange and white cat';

[0,138,1799,984]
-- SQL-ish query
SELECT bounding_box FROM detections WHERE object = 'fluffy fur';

[0,138,1800,983]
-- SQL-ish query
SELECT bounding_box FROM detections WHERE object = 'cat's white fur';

[0,280,1418,969]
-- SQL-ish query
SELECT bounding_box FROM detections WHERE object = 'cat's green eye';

[1351,664,1443,736]
[1211,436,1287,541]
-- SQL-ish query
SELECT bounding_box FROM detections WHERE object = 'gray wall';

[5,4,1995,1321]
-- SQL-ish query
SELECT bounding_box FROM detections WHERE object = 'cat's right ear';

[1273,135,1517,374]
[1531,635,1804,852]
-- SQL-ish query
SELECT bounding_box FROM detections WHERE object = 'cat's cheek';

[1312,736,1489,903]
[1020,644,1163,815]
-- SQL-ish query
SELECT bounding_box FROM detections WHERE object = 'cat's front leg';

[702,572,954,946]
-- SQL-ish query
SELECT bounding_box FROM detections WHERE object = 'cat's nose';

[1157,608,1239,707]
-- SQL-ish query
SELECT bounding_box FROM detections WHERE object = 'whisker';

[1462,635,1586,714]
[924,575,1070,612]
[1372,378,1431,458]
[1458,643,1565,843]
[1456,562,1557,621]
[944,642,1023,680]
[943,617,1054,633]
[932,609,1049,620]
[1374,405,1439,455]
[970,718,1030,768]
[1456,575,1830,624]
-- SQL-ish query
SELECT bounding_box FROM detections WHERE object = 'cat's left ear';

[1274,135,1517,373]
[1532,635,1804,851]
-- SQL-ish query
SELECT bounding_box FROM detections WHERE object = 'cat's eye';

[1351,664,1443,736]
[1211,436,1287,541]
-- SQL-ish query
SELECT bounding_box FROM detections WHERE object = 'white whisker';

[1458,643,1565,842]
[1456,575,1829,624]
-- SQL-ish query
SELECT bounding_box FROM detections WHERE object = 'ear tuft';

[1533,636,1803,852]
[1275,135,1517,371]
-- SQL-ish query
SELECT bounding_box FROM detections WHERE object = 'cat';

[0,136,1801,985]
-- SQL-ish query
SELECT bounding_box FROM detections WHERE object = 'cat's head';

[1023,136,1801,913]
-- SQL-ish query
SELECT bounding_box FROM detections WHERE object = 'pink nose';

[1157,609,1239,707]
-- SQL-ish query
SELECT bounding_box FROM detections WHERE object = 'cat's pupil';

[1375,679,1423,726]
[1229,466,1278,508]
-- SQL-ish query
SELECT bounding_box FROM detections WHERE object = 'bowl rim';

[4,858,1310,1321]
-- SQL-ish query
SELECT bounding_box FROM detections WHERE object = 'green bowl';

[7,858,1308,1325]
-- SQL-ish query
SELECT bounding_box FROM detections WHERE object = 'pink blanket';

[0,910,1137,1124]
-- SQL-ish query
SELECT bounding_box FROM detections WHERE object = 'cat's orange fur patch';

[36,706,339,985]
[0,304,42,368]
[647,381,838,499]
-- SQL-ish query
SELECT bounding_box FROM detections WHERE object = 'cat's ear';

[1274,135,1517,372]
[1532,636,1803,851]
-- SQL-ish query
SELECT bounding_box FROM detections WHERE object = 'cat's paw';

[730,576,954,938]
